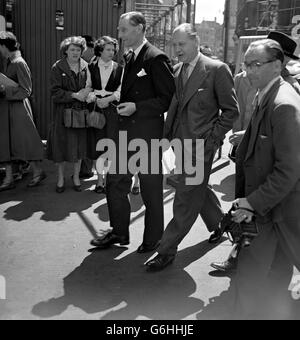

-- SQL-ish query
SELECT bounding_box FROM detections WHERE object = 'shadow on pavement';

[197,273,300,320]
[0,183,104,223]
[0,160,175,226]
[31,241,222,320]
[212,174,236,202]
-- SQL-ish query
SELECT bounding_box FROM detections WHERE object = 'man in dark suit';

[227,39,300,318]
[90,12,175,252]
[212,30,300,273]
[146,23,239,271]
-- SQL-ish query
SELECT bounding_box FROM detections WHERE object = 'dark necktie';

[180,63,190,88]
[246,92,260,158]
[124,49,135,73]
[251,92,259,122]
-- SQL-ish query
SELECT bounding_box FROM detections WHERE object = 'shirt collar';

[189,52,201,68]
[182,52,200,70]
[258,76,281,105]
[98,58,112,67]
[133,38,148,59]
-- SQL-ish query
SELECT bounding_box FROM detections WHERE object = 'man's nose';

[174,46,180,54]
[246,68,254,77]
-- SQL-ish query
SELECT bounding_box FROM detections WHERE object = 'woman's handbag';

[86,101,106,130]
[64,107,88,128]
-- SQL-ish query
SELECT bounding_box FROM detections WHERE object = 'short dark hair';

[60,36,87,56]
[249,39,285,63]
[120,11,147,33]
[82,35,95,48]
[94,36,119,57]
[0,31,20,51]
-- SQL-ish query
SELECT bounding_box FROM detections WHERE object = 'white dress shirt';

[93,58,121,101]
[258,76,281,106]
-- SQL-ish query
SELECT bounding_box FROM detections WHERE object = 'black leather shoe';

[146,254,175,272]
[208,227,223,244]
[90,232,129,249]
[137,241,160,254]
[27,171,47,187]
[94,185,106,194]
[73,184,82,192]
[56,185,65,194]
[210,258,238,272]
[0,181,16,192]
[71,175,82,192]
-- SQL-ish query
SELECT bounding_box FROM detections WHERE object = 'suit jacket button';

[119,118,123,122]
[132,120,136,124]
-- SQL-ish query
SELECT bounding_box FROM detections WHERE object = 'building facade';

[223,0,238,65]
[236,0,300,38]
[196,19,224,60]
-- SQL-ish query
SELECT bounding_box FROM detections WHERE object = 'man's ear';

[137,24,144,34]
[274,59,283,73]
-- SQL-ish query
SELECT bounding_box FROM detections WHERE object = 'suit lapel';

[244,105,261,161]
[180,57,208,112]
[94,62,103,90]
[59,58,78,91]
[245,79,281,161]
[105,62,118,90]
[121,43,149,97]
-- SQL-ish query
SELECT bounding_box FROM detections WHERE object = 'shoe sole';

[90,241,130,248]
[210,264,237,272]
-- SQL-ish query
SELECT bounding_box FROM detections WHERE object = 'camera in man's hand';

[220,206,259,248]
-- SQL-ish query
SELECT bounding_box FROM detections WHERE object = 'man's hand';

[231,198,255,223]
[86,92,97,104]
[229,130,246,146]
[72,91,86,102]
[117,102,136,117]
[97,97,111,109]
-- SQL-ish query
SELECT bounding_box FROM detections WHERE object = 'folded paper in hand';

[0,73,18,87]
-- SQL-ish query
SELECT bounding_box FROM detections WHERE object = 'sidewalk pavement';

[0,137,299,320]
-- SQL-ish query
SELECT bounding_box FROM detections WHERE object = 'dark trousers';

[232,222,294,319]
[158,150,223,256]
[106,172,164,246]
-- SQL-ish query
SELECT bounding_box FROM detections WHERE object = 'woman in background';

[86,36,123,194]
[0,31,45,192]
[47,36,91,193]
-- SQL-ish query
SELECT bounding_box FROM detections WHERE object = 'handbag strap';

[93,100,97,112]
